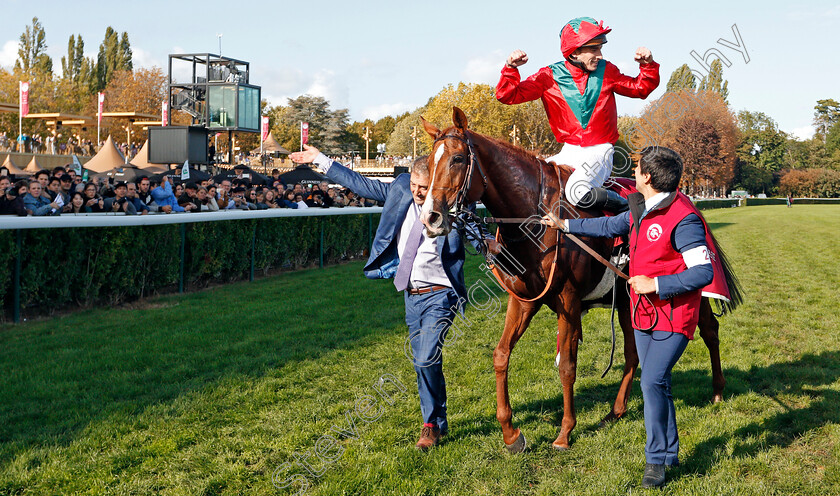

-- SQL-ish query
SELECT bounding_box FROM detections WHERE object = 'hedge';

[0,213,379,321]
[784,198,840,205]
[744,198,789,206]
[693,199,741,210]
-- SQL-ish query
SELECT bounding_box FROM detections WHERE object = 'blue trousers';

[635,329,689,465]
[404,288,459,433]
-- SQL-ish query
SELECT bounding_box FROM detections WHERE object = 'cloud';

[461,50,505,84]
[259,67,349,110]
[132,47,162,69]
[360,102,416,121]
[0,40,18,69]
[787,125,815,141]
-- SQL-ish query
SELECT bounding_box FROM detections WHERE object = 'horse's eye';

[451,155,465,164]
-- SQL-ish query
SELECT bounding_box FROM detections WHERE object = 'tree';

[779,168,840,197]
[632,90,738,192]
[15,17,52,75]
[387,107,430,156]
[813,98,840,138]
[675,118,723,195]
[96,27,133,90]
[666,64,696,93]
[346,115,400,156]
[736,111,788,171]
[786,136,832,170]
[119,33,133,72]
[265,95,351,154]
[699,59,729,103]
[99,68,166,139]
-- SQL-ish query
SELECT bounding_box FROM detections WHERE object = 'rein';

[435,131,655,374]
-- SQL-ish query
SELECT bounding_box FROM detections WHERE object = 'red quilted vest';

[629,192,731,339]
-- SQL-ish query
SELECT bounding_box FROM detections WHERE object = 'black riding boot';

[578,187,628,214]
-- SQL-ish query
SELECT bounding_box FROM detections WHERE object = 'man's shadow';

[452,350,840,472]
[678,350,840,477]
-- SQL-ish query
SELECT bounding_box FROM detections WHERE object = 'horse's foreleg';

[602,293,639,425]
[494,296,538,453]
[698,297,725,403]
[552,293,581,450]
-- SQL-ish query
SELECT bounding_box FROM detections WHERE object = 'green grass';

[1,205,839,495]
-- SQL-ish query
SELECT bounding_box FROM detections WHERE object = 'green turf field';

[1,205,839,495]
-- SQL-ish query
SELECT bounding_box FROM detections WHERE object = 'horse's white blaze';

[422,142,445,218]
[434,142,445,168]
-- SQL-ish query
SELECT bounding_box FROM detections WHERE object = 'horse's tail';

[709,230,744,315]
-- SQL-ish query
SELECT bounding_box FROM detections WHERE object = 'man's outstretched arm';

[290,144,390,203]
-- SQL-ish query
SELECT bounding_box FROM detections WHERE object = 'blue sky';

[1,0,837,139]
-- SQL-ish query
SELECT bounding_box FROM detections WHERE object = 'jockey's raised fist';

[634,47,653,64]
[506,50,529,68]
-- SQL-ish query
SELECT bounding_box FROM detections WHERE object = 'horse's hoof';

[551,442,568,451]
[505,431,527,454]
[598,412,623,429]
[712,394,724,404]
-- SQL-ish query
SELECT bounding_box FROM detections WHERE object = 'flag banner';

[72,155,83,175]
[97,92,105,124]
[261,116,269,142]
[181,160,190,180]
[161,101,169,127]
[19,82,30,116]
[301,122,309,145]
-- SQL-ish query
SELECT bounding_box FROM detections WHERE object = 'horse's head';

[419,107,485,237]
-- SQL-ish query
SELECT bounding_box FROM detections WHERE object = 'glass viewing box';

[168,53,261,133]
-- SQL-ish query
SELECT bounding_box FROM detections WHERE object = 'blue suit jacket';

[325,160,480,303]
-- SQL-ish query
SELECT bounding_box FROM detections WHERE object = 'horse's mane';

[471,131,574,180]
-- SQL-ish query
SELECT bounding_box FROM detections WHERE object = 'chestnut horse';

[420,107,741,452]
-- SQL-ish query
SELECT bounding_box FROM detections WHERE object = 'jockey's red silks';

[629,192,731,339]
[496,60,659,147]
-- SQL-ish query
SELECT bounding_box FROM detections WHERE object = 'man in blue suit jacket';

[291,145,495,451]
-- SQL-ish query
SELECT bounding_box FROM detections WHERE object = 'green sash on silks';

[548,60,605,129]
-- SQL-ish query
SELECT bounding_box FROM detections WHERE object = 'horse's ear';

[452,107,468,129]
[421,116,440,139]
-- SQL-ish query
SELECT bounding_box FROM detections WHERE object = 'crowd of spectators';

[0,165,382,217]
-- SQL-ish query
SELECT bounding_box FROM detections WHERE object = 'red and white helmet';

[560,17,611,59]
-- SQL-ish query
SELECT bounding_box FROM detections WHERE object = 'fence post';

[12,229,22,323]
[319,218,324,268]
[179,223,186,293]
[250,220,256,282]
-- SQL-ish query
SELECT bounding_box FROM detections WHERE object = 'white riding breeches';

[546,143,614,206]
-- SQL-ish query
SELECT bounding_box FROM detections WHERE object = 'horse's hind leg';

[601,291,639,425]
[494,296,539,453]
[698,297,725,403]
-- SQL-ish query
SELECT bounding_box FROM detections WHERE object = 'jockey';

[496,17,660,213]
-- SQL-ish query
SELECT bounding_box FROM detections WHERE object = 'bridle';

[432,130,487,215]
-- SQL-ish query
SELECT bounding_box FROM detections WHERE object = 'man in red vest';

[497,17,660,212]
[542,146,731,488]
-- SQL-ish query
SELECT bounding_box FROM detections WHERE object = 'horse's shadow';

[455,350,840,474]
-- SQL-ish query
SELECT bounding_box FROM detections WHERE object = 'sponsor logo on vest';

[646,223,662,242]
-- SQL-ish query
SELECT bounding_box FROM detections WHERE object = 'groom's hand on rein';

[540,214,566,231]
[628,275,656,295]
[289,144,320,164]
[485,239,502,255]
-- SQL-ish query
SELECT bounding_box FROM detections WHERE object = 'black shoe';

[578,187,629,214]
[641,463,666,488]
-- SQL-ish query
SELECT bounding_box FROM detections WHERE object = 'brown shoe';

[415,425,441,451]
